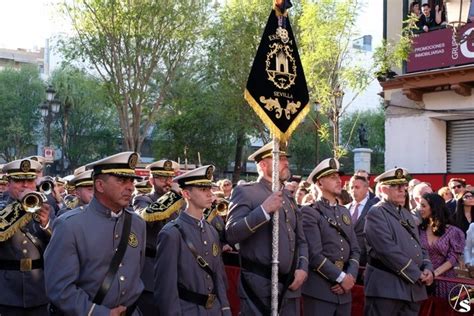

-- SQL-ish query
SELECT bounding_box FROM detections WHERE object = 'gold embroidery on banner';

[265,43,297,90]
[259,97,301,121]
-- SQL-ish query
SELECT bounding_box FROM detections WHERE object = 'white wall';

[385,89,474,173]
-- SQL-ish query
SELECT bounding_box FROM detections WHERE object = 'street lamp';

[40,85,61,148]
[445,0,472,44]
[331,87,344,158]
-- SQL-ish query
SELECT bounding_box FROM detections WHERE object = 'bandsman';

[56,168,94,216]
[225,141,308,315]
[44,152,145,315]
[133,159,181,315]
[153,165,231,315]
[0,158,51,315]
[301,158,360,316]
[364,168,433,316]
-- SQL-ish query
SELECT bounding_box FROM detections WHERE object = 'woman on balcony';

[418,193,465,298]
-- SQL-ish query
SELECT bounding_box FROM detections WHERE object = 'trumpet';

[38,176,55,195]
[21,191,48,213]
[215,200,229,217]
[63,194,80,209]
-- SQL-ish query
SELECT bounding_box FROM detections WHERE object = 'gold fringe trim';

[140,199,184,222]
[206,208,218,223]
[0,211,33,242]
[244,89,310,143]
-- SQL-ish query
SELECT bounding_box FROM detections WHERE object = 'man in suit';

[346,175,377,269]
[225,141,308,315]
[364,167,434,316]
[301,158,360,316]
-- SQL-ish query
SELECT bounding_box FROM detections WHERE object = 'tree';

[298,0,372,159]
[205,0,274,182]
[152,63,236,174]
[58,0,209,152]
[340,106,385,174]
[0,66,43,161]
[50,65,120,174]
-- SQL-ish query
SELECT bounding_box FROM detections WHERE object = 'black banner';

[245,6,309,142]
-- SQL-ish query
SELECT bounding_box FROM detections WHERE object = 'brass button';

[205,252,209,256]
[121,290,126,295]
[208,287,212,291]
[204,241,208,245]
[115,234,119,239]
[22,249,28,254]
[340,239,343,243]
[340,248,344,251]
[22,240,27,245]
[119,263,123,268]
[286,219,289,223]
[283,201,286,205]
[206,275,210,279]
[119,276,125,282]
[291,248,295,252]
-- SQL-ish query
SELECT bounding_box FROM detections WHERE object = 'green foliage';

[0,66,43,161]
[373,15,418,78]
[340,106,385,173]
[297,0,373,158]
[152,63,236,173]
[50,65,120,173]
[57,0,209,151]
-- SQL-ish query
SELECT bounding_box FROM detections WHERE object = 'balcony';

[407,24,474,73]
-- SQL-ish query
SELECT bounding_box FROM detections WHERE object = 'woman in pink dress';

[418,193,465,298]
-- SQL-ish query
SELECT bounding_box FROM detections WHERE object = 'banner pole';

[271,137,280,316]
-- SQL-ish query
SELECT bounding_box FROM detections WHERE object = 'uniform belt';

[0,258,43,271]
[367,258,397,276]
[240,257,288,282]
[178,283,216,309]
[145,246,156,258]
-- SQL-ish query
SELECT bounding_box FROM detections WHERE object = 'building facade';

[381,0,474,174]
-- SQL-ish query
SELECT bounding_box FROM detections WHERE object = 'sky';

[0,0,382,51]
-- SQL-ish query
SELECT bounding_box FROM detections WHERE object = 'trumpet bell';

[21,192,47,213]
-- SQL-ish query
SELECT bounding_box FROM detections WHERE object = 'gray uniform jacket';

[301,199,360,304]
[44,197,146,316]
[133,191,177,292]
[364,200,433,302]
[153,211,231,315]
[0,198,51,308]
[225,178,308,300]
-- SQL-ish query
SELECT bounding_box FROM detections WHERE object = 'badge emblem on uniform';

[212,243,219,257]
[342,214,351,225]
[128,153,138,169]
[163,160,172,171]
[128,232,138,248]
[395,168,403,179]
[215,222,223,232]
[206,166,213,180]
[329,158,337,170]
[20,160,31,172]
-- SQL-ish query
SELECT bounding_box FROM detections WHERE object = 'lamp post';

[39,85,61,162]
[445,0,472,44]
[331,86,344,158]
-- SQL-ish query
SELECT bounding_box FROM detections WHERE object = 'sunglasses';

[464,195,473,200]
[450,184,462,190]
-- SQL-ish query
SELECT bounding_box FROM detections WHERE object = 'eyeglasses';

[463,195,473,200]
[451,185,462,190]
